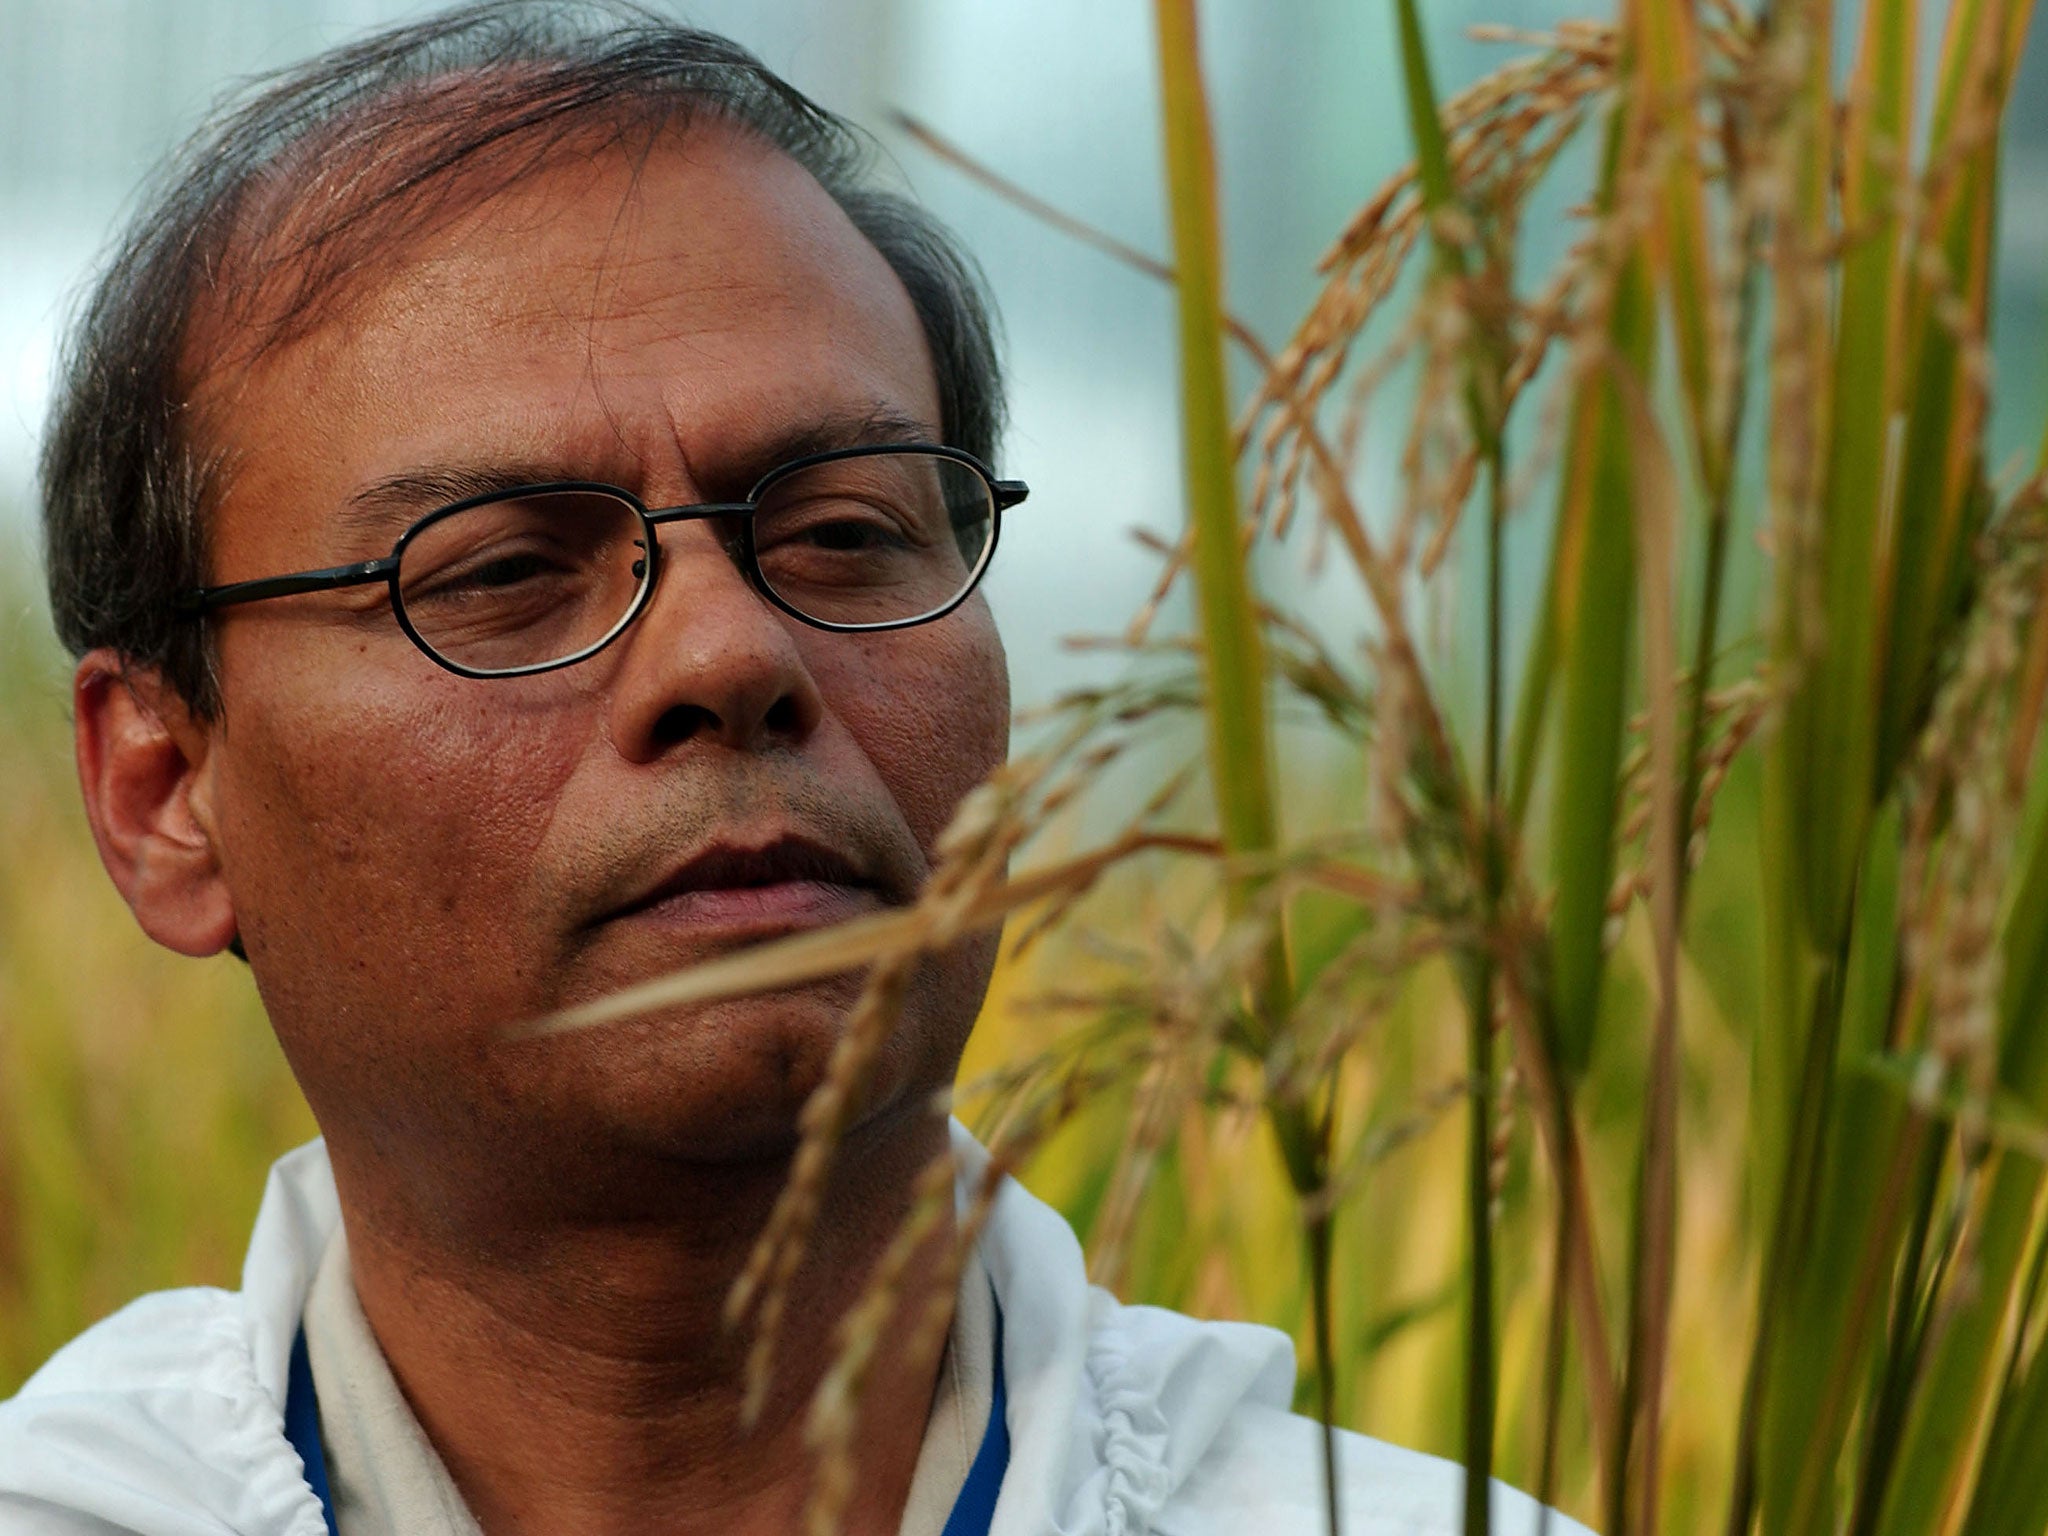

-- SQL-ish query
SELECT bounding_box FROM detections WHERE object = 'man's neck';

[330,1115,959,1536]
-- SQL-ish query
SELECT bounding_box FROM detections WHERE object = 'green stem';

[1677,481,1730,853]
[1781,1111,1933,1535]
[1609,1113,1651,1536]
[1534,1104,1575,1536]
[1486,435,1505,821]
[1391,0,1464,256]
[1997,1178,2048,1406]
[1458,385,1511,1536]
[1152,20,1338,1522]
[1677,228,1761,863]
[1308,1210,1344,1536]
[1845,1132,1947,1536]
[1724,964,1845,1536]
[1151,0,1277,901]
[1460,961,1498,1536]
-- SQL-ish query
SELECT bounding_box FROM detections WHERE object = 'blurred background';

[4,0,2048,1520]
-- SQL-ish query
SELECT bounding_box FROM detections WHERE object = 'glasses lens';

[751,451,996,627]
[397,490,647,674]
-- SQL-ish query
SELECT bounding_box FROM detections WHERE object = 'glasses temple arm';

[178,557,400,615]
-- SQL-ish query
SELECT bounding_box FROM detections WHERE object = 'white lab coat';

[0,1125,1591,1535]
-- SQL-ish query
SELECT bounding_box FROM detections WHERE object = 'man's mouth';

[601,836,889,939]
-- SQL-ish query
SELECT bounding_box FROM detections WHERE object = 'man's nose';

[604,519,824,760]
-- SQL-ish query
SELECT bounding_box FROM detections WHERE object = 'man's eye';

[794,518,900,552]
[460,551,555,589]
[759,502,917,554]
[405,545,572,605]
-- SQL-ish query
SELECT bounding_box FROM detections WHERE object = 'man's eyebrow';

[340,404,943,533]
[342,464,579,538]
[746,405,939,469]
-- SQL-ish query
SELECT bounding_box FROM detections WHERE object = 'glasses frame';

[176,443,1028,680]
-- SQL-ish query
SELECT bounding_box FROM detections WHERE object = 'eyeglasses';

[177,444,1027,679]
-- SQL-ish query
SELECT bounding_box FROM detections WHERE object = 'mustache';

[560,764,929,928]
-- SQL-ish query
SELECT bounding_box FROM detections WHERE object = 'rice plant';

[549,1,2048,1531]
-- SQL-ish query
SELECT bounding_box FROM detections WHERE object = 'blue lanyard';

[941,1298,1009,1536]
[285,1303,1009,1536]
[284,1329,339,1536]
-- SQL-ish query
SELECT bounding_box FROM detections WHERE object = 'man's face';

[182,126,1009,1212]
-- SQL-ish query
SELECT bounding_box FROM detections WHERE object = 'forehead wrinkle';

[448,145,800,436]
[543,160,897,490]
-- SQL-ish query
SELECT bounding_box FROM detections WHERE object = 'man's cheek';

[223,693,567,956]
[835,625,1009,848]
[914,632,1010,836]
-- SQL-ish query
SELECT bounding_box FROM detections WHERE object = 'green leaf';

[1756,809,1910,1535]
[1793,0,1917,947]
[1876,1150,2044,1536]
[1999,774,2048,1115]
[1546,255,1654,1079]
[1964,1252,2048,1533]
[1543,87,1655,1080]
[1730,9,1848,1523]
[1635,0,1722,494]
[1874,0,2030,792]
[1760,1075,1916,1535]
[1840,799,1905,1064]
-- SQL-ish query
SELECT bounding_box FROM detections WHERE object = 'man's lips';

[598,836,892,937]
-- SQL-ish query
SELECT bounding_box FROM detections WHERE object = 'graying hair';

[40,0,1005,715]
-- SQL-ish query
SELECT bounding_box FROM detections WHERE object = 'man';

[0,5,1583,1533]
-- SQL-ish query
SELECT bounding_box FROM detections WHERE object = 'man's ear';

[73,648,239,958]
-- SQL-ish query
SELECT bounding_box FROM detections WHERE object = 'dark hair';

[39,0,1005,716]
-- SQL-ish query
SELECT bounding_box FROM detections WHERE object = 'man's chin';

[510,987,911,1164]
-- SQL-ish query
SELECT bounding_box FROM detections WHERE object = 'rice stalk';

[1152,6,1346,1529]
[1386,7,1514,1526]
[1610,360,1685,1536]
